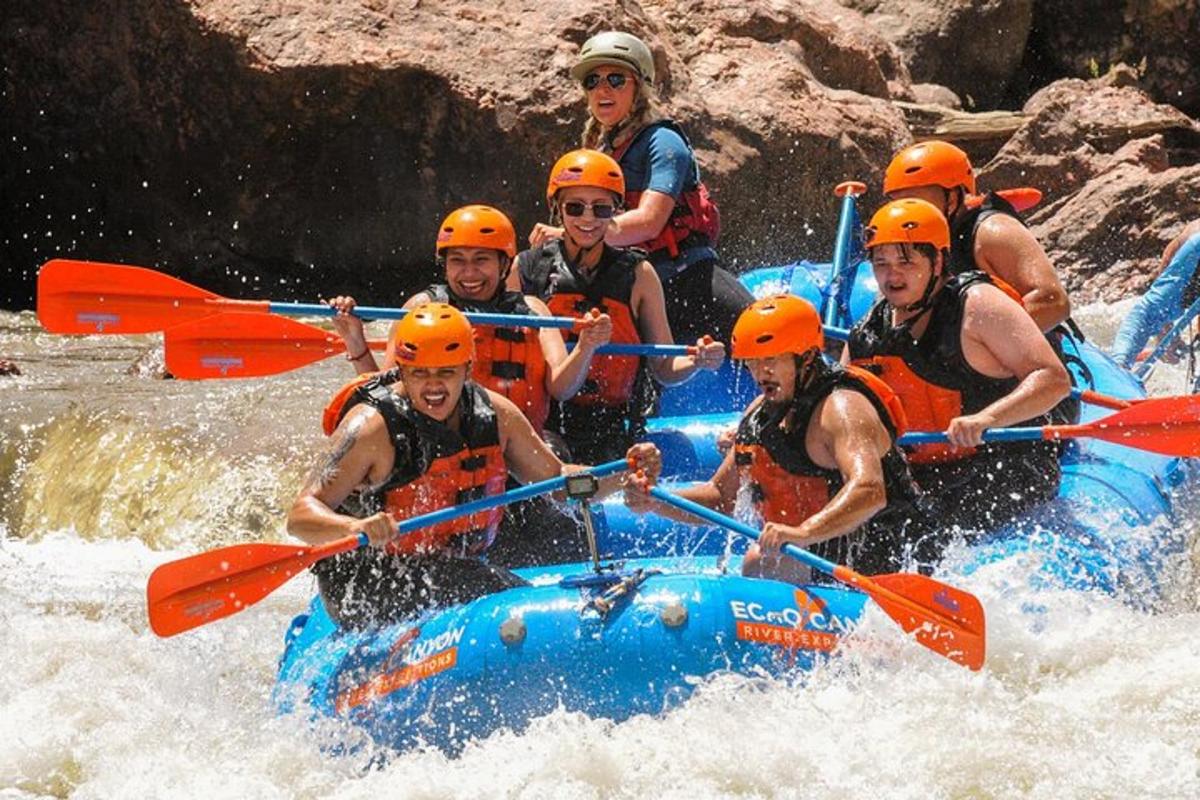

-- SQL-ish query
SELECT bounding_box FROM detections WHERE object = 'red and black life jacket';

[328,377,508,557]
[734,359,917,526]
[517,240,644,408]
[611,120,721,261]
[847,271,1052,464]
[424,283,550,433]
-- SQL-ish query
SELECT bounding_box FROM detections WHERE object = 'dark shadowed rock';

[1023,0,1200,117]
[0,359,21,377]
[837,0,1034,109]
[2,0,912,310]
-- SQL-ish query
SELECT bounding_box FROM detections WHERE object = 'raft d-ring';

[660,602,688,629]
[499,616,526,646]
[834,181,868,198]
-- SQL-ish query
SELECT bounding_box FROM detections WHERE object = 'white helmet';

[570,31,655,85]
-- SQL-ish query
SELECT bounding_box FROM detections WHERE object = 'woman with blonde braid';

[529,31,752,345]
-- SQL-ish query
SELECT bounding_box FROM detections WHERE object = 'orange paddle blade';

[36,259,245,334]
[967,187,1043,214]
[1055,395,1200,456]
[164,313,381,379]
[147,536,360,637]
[865,572,986,671]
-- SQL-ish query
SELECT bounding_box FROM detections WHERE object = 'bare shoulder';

[333,403,388,446]
[485,388,527,427]
[820,387,883,432]
[634,258,661,284]
[975,211,1033,245]
[963,281,1021,314]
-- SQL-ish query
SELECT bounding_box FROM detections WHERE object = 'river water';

[1,303,1198,799]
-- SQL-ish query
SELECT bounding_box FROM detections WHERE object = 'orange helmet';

[390,303,474,367]
[883,140,976,196]
[435,205,517,260]
[865,198,951,252]
[731,294,823,359]
[546,149,625,207]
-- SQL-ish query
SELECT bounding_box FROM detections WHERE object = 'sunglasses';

[561,201,617,219]
[582,72,630,91]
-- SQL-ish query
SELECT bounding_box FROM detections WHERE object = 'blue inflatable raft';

[276,199,1195,754]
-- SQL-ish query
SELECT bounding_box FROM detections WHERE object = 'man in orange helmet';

[329,205,607,437]
[633,294,927,583]
[327,205,618,567]
[513,149,726,464]
[289,303,661,628]
[883,140,1070,333]
[846,199,1070,533]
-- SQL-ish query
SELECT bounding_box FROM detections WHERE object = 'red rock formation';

[979,78,1200,301]
[1,0,911,309]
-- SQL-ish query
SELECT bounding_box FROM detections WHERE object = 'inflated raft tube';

[275,557,867,754]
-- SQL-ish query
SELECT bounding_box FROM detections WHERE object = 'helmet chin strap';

[793,349,828,394]
[563,232,605,267]
[892,248,944,318]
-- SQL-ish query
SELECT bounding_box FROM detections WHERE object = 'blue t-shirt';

[617,123,716,275]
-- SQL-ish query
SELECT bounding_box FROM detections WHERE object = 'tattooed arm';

[286,405,398,547]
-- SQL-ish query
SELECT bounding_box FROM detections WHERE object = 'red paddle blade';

[1068,395,1200,456]
[967,187,1043,213]
[37,259,229,334]
[164,313,345,379]
[861,572,986,671]
[147,541,316,636]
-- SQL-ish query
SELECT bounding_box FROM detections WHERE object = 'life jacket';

[847,271,1051,464]
[733,360,917,527]
[425,284,550,433]
[611,120,721,261]
[517,240,643,407]
[328,376,508,557]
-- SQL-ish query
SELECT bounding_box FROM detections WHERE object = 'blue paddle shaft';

[580,332,848,356]
[349,458,629,547]
[898,428,1045,446]
[576,342,689,357]
[268,301,577,330]
[648,486,838,577]
[824,192,861,329]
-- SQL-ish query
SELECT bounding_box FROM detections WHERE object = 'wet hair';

[870,242,948,271]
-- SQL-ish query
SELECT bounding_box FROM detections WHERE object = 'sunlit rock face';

[979,77,1200,301]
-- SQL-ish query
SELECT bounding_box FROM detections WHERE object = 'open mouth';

[455,279,487,296]
[759,380,782,399]
[421,388,449,411]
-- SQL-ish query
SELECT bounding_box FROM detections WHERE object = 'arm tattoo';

[304,420,362,493]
